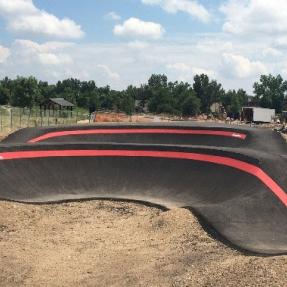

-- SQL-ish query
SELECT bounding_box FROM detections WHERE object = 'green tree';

[221,89,248,118]
[253,74,287,113]
[193,74,224,113]
[120,93,134,115]
[98,85,113,110]
[181,91,201,116]
[148,87,174,114]
[148,74,168,90]
[135,84,152,112]
[0,77,13,104]
[0,85,9,105]
[11,76,39,107]
[78,80,97,108]
[120,85,137,115]
[87,91,100,112]
[37,81,56,104]
[147,74,175,114]
[170,81,191,113]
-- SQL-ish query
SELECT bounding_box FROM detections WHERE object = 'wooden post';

[19,108,22,128]
[40,109,43,127]
[55,109,58,125]
[27,108,31,127]
[47,108,50,126]
[0,108,2,131]
[10,109,13,130]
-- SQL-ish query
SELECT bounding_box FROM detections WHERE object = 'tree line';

[0,73,287,117]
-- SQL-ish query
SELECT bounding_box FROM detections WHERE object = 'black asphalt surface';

[0,122,286,255]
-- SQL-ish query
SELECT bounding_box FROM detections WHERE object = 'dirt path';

[0,200,286,287]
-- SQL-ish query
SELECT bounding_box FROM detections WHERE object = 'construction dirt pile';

[0,200,286,287]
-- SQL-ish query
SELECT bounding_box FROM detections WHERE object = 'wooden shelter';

[40,98,75,116]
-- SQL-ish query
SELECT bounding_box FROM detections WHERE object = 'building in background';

[40,98,75,116]
[241,107,275,123]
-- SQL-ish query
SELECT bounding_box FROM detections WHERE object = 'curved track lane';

[0,123,286,255]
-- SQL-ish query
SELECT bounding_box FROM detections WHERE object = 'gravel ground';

[0,200,286,287]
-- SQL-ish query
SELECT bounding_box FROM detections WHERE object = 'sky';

[0,0,287,94]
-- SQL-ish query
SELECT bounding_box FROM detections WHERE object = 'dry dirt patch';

[0,200,286,287]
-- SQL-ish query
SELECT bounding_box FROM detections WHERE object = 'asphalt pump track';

[1,123,286,255]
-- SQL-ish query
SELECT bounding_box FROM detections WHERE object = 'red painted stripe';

[28,129,247,143]
[0,149,286,207]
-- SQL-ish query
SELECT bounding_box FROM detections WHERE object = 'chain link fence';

[0,106,89,134]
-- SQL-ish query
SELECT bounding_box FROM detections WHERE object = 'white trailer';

[242,107,275,123]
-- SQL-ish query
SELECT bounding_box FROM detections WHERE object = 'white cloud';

[0,36,283,94]
[222,53,267,78]
[127,41,149,50]
[0,0,84,39]
[221,0,287,35]
[14,39,73,52]
[0,0,36,14]
[105,11,121,21]
[167,62,215,80]
[97,64,120,80]
[192,67,216,77]
[12,39,73,66]
[114,17,165,40]
[142,0,210,22]
[194,39,233,54]
[275,37,287,48]
[37,53,72,66]
[262,47,282,58]
[0,45,10,63]
[167,63,191,72]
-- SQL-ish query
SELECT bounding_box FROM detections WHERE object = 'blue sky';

[0,0,287,93]
[0,0,223,44]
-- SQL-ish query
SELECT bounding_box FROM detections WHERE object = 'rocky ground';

[0,200,286,287]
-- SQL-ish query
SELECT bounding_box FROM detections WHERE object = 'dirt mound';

[0,200,286,286]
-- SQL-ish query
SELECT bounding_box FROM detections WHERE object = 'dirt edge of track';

[0,200,286,287]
